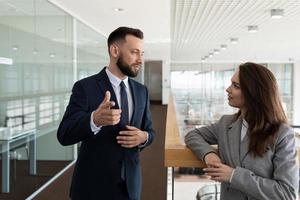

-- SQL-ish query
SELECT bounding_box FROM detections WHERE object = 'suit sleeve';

[139,87,155,151]
[57,81,93,145]
[230,127,299,200]
[184,118,220,161]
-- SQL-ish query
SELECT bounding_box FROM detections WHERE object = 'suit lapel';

[94,67,120,109]
[226,118,242,167]
[128,79,137,125]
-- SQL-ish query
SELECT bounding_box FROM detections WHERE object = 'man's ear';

[109,44,119,58]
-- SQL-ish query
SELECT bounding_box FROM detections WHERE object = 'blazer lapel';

[240,130,250,163]
[94,67,120,109]
[226,118,242,167]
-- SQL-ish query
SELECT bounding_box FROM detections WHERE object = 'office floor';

[167,171,216,200]
[0,160,70,200]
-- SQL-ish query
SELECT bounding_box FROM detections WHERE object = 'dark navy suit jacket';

[57,67,155,200]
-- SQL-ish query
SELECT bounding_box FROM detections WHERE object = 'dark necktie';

[120,81,128,180]
[120,81,129,129]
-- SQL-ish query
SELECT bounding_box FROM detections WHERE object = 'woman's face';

[226,71,245,109]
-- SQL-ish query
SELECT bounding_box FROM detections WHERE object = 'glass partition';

[0,0,108,198]
[171,63,294,136]
[77,20,108,79]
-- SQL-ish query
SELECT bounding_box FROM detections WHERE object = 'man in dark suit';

[57,27,155,200]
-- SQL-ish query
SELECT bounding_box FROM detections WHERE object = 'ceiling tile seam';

[173,0,189,55]
[175,0,195,52]
[184,1,254,61]
[193,0,235,48]
[177,0,202,51]
[217,0,284,45]
[177,0,218,52]
[177,0,209,50]
[175,0,209,51]
[207,0,266,43]
[170,0,178,40]
[211,0,265,41]
[200,0,256,48]
[173,0,185,43]
[180,0,209,48]
[189,0,246,47]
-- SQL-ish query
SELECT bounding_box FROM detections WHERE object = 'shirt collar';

[242,118,248,129]
[106,67,129,88]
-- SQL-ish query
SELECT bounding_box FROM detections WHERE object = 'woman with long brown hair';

[185,62,298,199]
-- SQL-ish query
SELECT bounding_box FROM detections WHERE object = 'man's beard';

[117,55,140,77]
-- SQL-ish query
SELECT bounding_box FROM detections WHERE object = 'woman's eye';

[233,84,240,88]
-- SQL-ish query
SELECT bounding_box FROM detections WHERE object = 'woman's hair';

[236,62,287,157]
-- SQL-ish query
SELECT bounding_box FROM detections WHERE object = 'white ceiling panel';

[171,0,300,62]
[26,0,300,63]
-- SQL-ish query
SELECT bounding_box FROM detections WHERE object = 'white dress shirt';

[90,68,134,134]
[241,118,248,141]
[230,118,248,182]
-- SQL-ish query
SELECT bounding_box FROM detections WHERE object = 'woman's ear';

[109,44,119,58]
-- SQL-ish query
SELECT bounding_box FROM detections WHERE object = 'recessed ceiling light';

[201,58,205,62]
[209,53,213,58]
[49,53,56,58]
[114,7,124,12]
[221,44,227,50]
[271,9,284,19]
[230,38,238,44]
[248,25,258,33]
[213,49,220,54]
[12,45,19,51]
[33,49,38,55]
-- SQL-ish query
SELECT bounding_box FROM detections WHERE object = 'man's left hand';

[116,125,148,148]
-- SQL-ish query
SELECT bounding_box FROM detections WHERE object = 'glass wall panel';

[171,63,294,132]
[77,21,109,79]
[0,0,74,198]
[0,0,108,198]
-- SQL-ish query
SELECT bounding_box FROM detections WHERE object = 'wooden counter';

[164,96,206,168]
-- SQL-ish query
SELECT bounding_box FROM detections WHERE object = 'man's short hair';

[107,27,144,48]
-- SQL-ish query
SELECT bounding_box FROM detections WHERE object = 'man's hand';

[116,125,148,148]
[93,91,121,126]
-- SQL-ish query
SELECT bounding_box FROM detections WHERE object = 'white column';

[293,61,300,125]
[162,60,171,105]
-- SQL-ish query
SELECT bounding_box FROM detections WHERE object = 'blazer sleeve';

[57,81,93,146]
[139,87,155,151]
[184,117,221,161]
[230,127,299,200]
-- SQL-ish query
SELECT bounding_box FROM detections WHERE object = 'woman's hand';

[203,162,234,182]
[204,152,222,167]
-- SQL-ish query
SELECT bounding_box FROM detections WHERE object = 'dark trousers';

[115,181,130,200]
[71,181,130,200]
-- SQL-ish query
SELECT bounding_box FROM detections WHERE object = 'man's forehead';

[123,35,144,48]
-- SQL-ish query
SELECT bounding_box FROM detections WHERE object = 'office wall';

[144,61,163,101]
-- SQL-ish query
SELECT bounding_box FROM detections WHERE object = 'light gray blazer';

[185,114,299,200]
